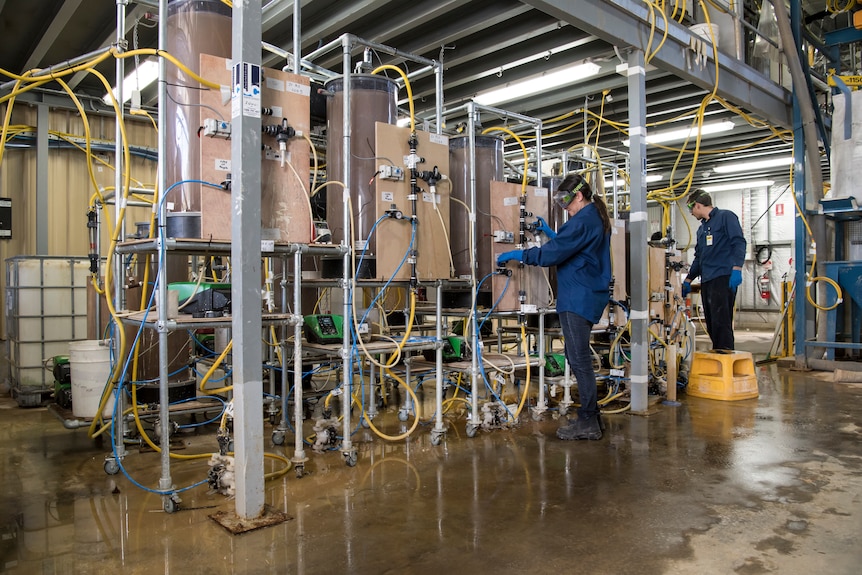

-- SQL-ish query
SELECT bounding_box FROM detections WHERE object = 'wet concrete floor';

[2,360,862,574]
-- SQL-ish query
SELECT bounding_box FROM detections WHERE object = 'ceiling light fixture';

[701,179,774,193]
[474,61,601,106]
[713,156,793,173]
[623,120,735,146]
[603,174,663,187]
[103,59,159,105]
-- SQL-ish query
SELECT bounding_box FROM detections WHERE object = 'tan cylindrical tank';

[448,135,504,288]
[165,0,231,217]
[325,75,398,261]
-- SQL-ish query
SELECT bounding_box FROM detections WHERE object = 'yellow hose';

[481,126,528,195]
[199,340,234,395]
[371,65,415,132]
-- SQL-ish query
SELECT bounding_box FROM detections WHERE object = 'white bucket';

[690,23,720,46]
[69,340,113,419]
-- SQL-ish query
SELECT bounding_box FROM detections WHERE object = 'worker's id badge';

[706,234,713,246]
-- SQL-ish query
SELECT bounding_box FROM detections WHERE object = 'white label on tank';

[285,81,311,96]
[534,187,548,196]
[429,133,448,146]
[215,159,231,171]
[261,239,275,252]
[422,193,441,204]
[266,77,285,91]
[381,192,394,202]
[503,196,519,206]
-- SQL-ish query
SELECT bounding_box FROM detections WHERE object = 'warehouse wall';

[673,185,796,329]
[0,103,156,337]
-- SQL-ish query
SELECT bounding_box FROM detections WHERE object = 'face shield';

[553,190,576,209]
[553,178,586,209]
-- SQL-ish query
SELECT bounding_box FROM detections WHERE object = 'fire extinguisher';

[758,271,771,301]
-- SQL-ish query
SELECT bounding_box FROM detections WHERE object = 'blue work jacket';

[686,207,747,283]
[521,202,611,324]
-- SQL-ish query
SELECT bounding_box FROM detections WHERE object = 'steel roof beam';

[523,0,791,129]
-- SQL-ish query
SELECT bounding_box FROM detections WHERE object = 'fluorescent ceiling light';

[623,120,734,146]
[474,62,601,106]
[603,174,662,187]
[103,59,159,105]
[713,156,793,173]
[701,179,774,193]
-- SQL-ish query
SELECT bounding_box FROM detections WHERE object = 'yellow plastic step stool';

[687,350,759,401]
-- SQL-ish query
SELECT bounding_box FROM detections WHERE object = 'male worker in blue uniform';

[682,189,747,350]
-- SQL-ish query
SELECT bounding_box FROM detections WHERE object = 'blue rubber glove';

[535,217,556,239]
[681,280,691,297]
[729,269,742,289]
[496,250,523,266]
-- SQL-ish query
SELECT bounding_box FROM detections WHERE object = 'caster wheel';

[104,459,120,475]
[344,452,357,467]
[397,409,409,422]
[272,431,285,445]
[361,417,370,429]
[430,432,443,446]
[466,424,478,438]
[163,498,179,514]
[295,464,304,479]
[227,441,235,453]
[531,411,542,422]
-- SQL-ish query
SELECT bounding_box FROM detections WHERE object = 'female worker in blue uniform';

[497,173,611,440]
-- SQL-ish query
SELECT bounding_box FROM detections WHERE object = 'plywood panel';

[373,123,450,281]
[489,181,552,313]
[648,246,683,324]
[597,218,627,328]
[199,54,312,242]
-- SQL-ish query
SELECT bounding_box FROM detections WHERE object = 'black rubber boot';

[556,414,603,441]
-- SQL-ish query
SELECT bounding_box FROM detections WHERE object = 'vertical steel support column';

[155,0,170,495]
[279,255,289,431]
[36,104,48,255]
[537,311,546,412]
[231,0,265,519]
[535,120,546,414]
[434,282,444,434]
[467,102,480,429]
[340,35,355,459]
[435,62,443,134]
[292,0,301,75]
[626,49,649,414]
[113,0,129,475]
[114,1,127,315]
[792,104,808,360]
[292,250,307,465]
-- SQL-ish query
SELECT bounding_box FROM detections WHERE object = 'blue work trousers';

[701,275,737,350]
[559,311,598,420]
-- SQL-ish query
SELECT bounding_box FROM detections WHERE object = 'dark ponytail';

[557,173,611,234]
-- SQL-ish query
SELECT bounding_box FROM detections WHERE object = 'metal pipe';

[112,0,129,476]
[0,46,111,92]
[467,101,480,428]
[340,34,354,455]
[293,250,307,464]
[280,255,290,436]
[434,282,444,433]
[292,0,301,75]
[155,0,172,496]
